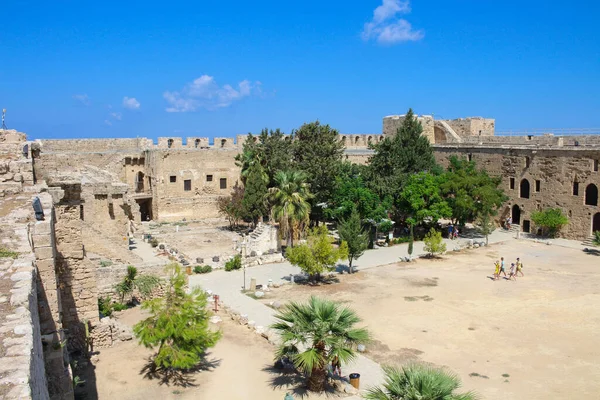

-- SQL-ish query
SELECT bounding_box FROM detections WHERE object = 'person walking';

[493,260,501,280]
[499,257,507,278]
[509,263,517,281]
[516,257,524,277]
[453,226,459,240]
[448,224,454,240]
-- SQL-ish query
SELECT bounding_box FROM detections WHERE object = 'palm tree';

[269,170,312,247]
[270,296,370,392]
[365,364,477,400]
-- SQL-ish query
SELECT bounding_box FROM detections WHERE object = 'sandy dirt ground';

[144,218,242,261]
[260,240,600,400]
[84,306,336,400]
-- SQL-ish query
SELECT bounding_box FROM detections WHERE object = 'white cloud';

[72,94,90,106]
[122,96,140,110]
[110,112,122,120]
[163,75,262,112]
[362,0,424,44]
[104,119,112,126]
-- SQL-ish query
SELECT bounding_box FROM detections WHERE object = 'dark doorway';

[585,184,598,206]
[137,199,153,221]
[520,179,530,199]
[512,205,521,225]
[593,213,600,233]
[522,220,530,233]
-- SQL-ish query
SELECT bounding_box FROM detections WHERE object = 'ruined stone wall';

[434,144,600,239]
[0,130,34,196]
[39,138,151,152]
[441,117,495,137]
[383,115,435,143]
[149,148,241,221]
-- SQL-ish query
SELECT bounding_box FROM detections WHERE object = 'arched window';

[195,139,200,148]
[167,139,174,148]
[355,136,360,144]
[341,136,346,144]
[520,179,530,199]
[221,139,227,148]
[367,136,373,144]
[585,184,598,206]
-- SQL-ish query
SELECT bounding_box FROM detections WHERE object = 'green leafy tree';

[269,170,312,247]
[217,184,245,230]
[327,162,390,222]
[242,163,268,227]
[115,265,161,303]
[400,172,452,227]
[365,364,477,400]
[292,121,345,224]
[423,228,446,257]
[368,109,437,217]
[270,296,370,392]
[477,213,495,245]
[531,208,569,238]
[337,208,369,273]
[441,156,507,227]
[286,226,348,281]
[134,264,221,370]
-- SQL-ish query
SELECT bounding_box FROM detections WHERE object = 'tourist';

[499,257,507,277]
[493,260,501,280]
[453,227,459,240]
[509,263,517,281]
[448,224,454,240]
[507,217,512,230]
[331,355,342,376]
[516,257,524,277]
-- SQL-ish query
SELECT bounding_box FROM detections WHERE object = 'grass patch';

[404,296,418,302]
[0,247,19,259]
[502,373,510,378]
[469,372,489,379]
[99,260,113,268]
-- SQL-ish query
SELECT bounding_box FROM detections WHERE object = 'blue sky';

[1,0,599,140]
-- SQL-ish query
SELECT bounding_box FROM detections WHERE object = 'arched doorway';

[512,205,521,225]
[593,212,600,233]
[585,184,598,206]
[135,171,144,192]
[434,126,448,144]
[520,179,530,199]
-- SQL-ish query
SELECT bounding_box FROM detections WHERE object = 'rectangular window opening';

[169,175,177,183]
[573,182,579,196]
[594,159,599,172]
[220,178,227,189]
[206,175,213,182]
[467,153,472,162]
[535,180,541,192]
[509,177,515,190]
[184,179,192,191]
[525,156,531,168]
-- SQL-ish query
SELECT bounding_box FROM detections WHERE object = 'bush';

[193,265,213,274]
[112,302,128,312]
[99,260,113,268]
[594,231,600,246]
[150,238,159,248]
[224,254,242,271]
[531,208,569,238]
[423,228,446,257]
[98,297,113,317]
[0,247,19,259]
[390,236,411,245]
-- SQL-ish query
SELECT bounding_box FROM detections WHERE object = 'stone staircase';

[581,235,597,247]
[499,224,521,236]
[246,223,279,255]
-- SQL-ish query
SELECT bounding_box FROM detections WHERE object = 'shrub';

[0,247,19,259]
[193,265,213,274]
[112,302,128,312]
[224,254,242,271]
[390,236,411,245]
[98,297,113,317]
[594,230,600,246]
[99,260,113,268]
[423,228,446,257]
[531,208,569,238]
[150,238,159,248]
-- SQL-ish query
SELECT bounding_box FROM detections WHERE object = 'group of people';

[447,224,459,240]
[493,257,524,280]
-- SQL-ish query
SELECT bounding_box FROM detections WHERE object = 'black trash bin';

[349,373,360,389]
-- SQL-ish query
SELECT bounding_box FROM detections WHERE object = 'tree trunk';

[348,258,353,274]
[307,366,327,392]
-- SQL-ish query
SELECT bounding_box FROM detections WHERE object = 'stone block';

[34,246,54,260]
[33,221,52,235]
[32,233,51,247]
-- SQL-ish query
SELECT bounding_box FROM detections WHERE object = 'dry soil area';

[85,306,336,400]
[261,240,600,400]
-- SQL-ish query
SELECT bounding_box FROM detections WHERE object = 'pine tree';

[134,264,221,371]
[242,163,268,227]
[338,208,369,273]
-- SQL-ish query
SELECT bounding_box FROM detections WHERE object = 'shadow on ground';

[139,354,221,387]
[262,364,344,399]
[583,248,600,256]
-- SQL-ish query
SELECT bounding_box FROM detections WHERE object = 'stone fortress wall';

[26,114,600,242]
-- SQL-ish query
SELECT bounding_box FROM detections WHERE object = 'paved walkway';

[188,228,516,396]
